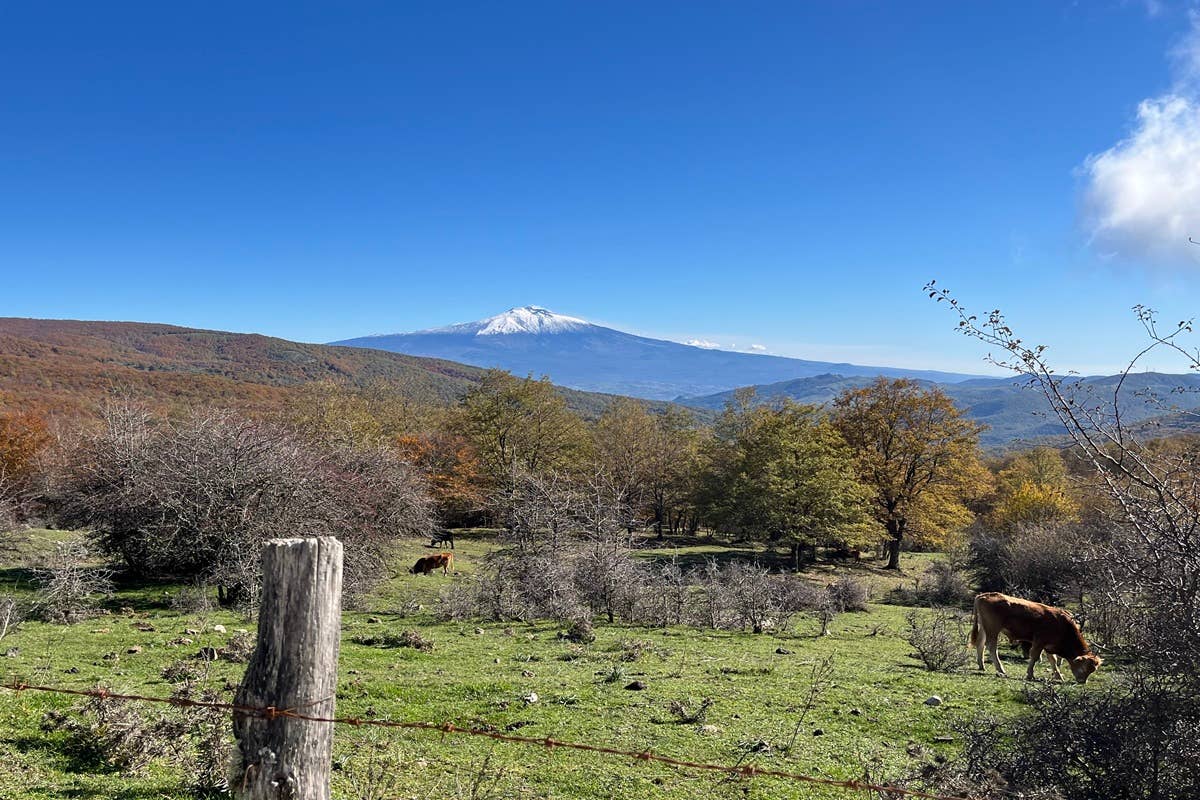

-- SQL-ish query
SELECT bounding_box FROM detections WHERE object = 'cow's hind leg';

[986,634,1007,676]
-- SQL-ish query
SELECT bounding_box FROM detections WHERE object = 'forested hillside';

[0,318,688,420]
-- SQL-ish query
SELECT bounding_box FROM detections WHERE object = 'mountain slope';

[676,372,1200,448]
[332,306,980,399]
[0,318,694,421]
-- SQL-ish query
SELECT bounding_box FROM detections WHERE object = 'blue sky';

[4,2,1200,375]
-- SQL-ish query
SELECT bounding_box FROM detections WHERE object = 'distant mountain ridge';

[674,372,1200,448]
[332,306,982,400]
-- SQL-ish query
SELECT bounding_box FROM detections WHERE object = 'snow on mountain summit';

[428,306,591,336]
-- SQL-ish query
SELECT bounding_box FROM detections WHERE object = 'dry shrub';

[927,679,1200,800]
[0,595,23,640]
[47,405,433,610]
[161,659,204,683]
[904,607,971,672]
[562,616,595,644]
[219,631,255,663]
[888,559,972,608]
[42,691,186,776]
[826,576,869,612]
[33,540,112,623]
[351,628,434,651]
[666,696,713,725]
[168,582,215,615]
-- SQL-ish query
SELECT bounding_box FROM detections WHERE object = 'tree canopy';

[831,378,988,569]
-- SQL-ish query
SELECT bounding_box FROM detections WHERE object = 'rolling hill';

[0,318,692,421]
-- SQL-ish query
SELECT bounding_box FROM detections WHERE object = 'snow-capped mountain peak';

[477,306,588,335]
[428,306,590,336]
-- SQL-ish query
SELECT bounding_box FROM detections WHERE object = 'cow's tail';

[968,597,980,648]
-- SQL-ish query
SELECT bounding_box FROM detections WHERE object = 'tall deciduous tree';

[831,378,988,569]
[700,394,876,567]
[454,371,590,523]
[591,400,703,537]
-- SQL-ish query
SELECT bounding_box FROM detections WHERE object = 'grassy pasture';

[0,530,1077,799]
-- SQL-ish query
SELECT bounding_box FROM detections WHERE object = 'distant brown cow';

[410,552,454,576]
[969,592,1102,684]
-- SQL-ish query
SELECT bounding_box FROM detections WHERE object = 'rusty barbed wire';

[5,681,986,800]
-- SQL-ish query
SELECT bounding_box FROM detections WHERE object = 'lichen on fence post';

[232,537,343,800]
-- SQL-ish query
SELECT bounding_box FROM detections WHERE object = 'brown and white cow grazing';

[969,592,1102,684]
[410,552,454,576]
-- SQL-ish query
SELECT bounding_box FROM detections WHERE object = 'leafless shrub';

[927,679,1200,800]
[826,576,869,612]
[888,559,973,608]
[0,595,22,641]
[617,638,660,662]
[219,631,255,663]
[177,687,233,794]
[437,579,483,621]
[690,560,736,629]
[46,404,434,610]
[41,691,186,775]
[33,540,112,623]
[168,581,215,615]
[161,658,205,683]
[666,696,713,725]
[562,616,595,644]
[904,607,971,672]
[782,654,835,752]
[638,558,692,627]
[573,539,644,623]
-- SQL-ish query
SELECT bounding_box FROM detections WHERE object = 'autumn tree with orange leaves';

[831,378,989,569]
[0,410,51,529]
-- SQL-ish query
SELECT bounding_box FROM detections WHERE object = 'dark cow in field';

[429,529,455,549]
[969,592,1102,684]
[410,552,454,576]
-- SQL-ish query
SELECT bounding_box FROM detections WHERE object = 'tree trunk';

[884,522,903,570]
[233,537,343,800]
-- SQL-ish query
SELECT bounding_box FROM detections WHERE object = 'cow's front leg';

[1025,643,1044,681]
[1045,652,1064,681]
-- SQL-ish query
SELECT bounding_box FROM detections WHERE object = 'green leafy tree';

[701,394,876,567]
[831,378,989,569]
[454,371,590,523]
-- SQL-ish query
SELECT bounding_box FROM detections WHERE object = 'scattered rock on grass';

[624,680,647,691]
[924,695,943,707]
[775,647,793,655]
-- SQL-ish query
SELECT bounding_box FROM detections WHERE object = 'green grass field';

[0,531,1077,799]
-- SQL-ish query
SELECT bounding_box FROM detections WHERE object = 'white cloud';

[749,343,767,352]
[1081,19,1200,268]
[685,339,720,349]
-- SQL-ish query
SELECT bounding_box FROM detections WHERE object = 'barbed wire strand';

[5,681,985,800]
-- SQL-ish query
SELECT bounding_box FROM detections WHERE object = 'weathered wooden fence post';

[233,537,343,800]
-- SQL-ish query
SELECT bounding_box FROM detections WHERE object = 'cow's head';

[1069,653,1103,684]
